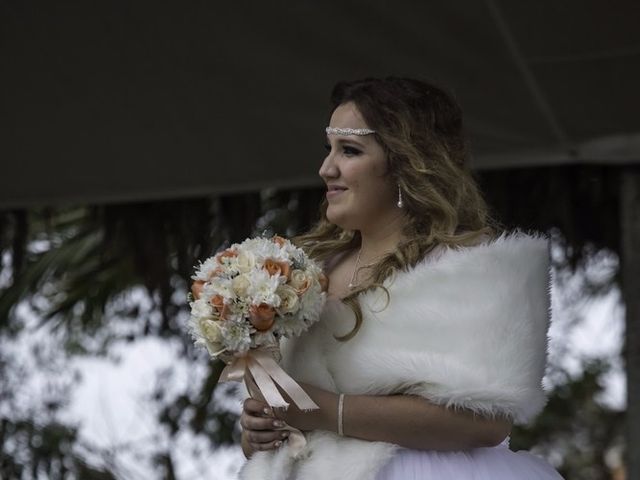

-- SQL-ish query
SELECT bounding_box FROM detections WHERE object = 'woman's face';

[319,102,397,231]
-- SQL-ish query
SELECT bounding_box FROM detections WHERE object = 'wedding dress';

[239,230,564,480]
[374,435,561,479]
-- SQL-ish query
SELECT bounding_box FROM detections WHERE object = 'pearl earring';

[397,185,404,208]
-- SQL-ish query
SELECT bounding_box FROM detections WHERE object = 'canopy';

[1,1,638,207]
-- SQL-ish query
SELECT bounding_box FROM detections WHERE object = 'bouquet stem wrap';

[219,347,318,458]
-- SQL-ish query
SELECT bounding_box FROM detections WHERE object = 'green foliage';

[0,192,294,477]
[511,359,625,479]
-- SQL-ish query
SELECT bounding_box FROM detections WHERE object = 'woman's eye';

[323,144,361,156]
[343,146,361,156]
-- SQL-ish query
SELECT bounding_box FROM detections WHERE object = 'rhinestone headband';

[325,127,376,136]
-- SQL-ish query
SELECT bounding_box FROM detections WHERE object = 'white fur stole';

[239,230,553,480]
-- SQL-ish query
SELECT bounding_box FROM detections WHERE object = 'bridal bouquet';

[188,235,327,417]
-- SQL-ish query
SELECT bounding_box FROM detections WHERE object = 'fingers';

[243,398,272,417]
[246,429,290,445]
[241,398,291,452]
[240,398,289,451]
[241,412,285,432]
[245,429,290,452]
[251,438,285,451]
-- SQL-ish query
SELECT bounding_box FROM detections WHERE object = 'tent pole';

[621,165,640,479]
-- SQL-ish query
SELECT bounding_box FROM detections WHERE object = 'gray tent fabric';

[1,1,639,207]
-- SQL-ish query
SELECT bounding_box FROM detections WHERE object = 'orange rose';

[191,280,205,300]
[263,259,280,276]
[249,303,276,331]
[263,258,291,279]
[207,266,223,280]
[318,272,329,293]
[279,261,291,279]
[272,235,287,247]
[216,249,238,262]
[209,294,230,320]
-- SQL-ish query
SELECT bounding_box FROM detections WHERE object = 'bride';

[237,77,564,479]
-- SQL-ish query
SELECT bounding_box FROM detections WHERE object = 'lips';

[326,185,347,199]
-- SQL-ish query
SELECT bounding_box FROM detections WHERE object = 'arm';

[275,383,512,451]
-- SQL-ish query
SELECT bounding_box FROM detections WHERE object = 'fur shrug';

[239,230,553,480]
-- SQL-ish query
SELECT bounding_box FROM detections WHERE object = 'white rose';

[276,284,299,314]
[236,250,256,273]
[289,269,311,294]
[199,318,223,343]
[191,298,213,318]
[208,277,234,299]
[232,273,251,297]
[204,339,226,357]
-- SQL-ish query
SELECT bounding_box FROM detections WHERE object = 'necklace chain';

[347,248,379,289]
[347,248,362,289]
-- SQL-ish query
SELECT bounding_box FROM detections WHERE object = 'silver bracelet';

[338,393,345,436]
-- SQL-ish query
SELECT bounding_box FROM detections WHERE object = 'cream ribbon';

[219,348,319,458]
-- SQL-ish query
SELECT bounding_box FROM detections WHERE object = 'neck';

[357,211,407,262]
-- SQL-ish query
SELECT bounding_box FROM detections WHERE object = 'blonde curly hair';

[294,77,503,340]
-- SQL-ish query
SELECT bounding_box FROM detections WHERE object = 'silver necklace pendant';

[348,248,363,290]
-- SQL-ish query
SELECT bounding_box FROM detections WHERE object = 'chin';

[326,208,360,231]
[325,208,347,229]
[325,212,343,228]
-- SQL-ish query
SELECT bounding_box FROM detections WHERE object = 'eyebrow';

[325,137,366,148]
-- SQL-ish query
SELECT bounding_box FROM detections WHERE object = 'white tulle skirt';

[374,436,564,480]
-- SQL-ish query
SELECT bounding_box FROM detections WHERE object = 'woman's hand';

[240,397,290,458]
[272,382,338,433]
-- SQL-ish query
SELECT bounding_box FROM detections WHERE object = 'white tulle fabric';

[374,436,564,479]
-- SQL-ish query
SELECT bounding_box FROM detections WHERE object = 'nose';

[319,150,338,180]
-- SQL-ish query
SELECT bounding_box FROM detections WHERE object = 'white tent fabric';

[1,1,639,207]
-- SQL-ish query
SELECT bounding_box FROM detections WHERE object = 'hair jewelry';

[326,127,376,136]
